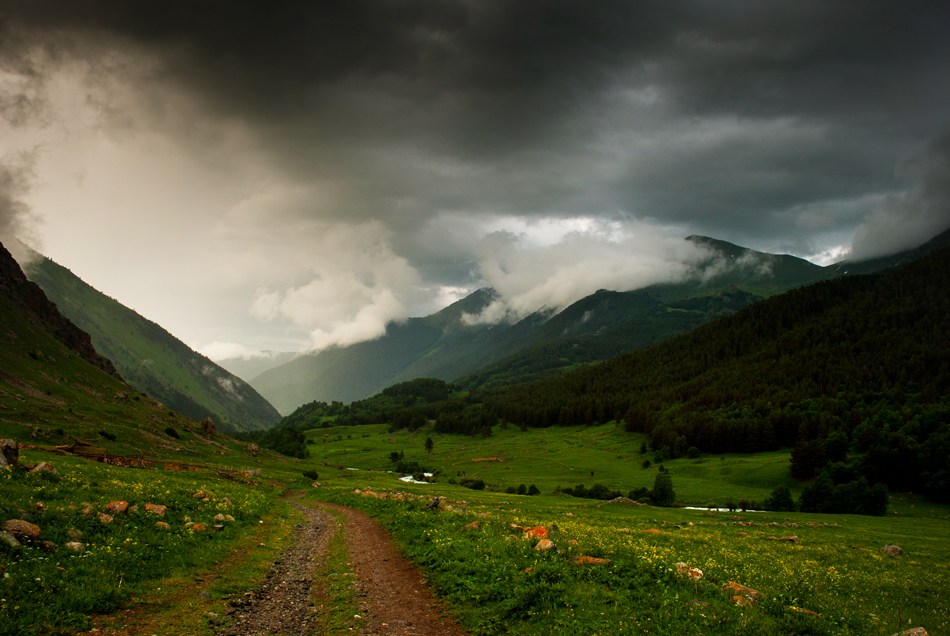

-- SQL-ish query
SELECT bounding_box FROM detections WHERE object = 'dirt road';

[222,496,467,636]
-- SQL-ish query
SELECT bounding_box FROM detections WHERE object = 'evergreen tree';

[651,472,675,506]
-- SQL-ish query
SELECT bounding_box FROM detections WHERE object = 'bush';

[527,484,540,496]
[764,485,796,512]
[302,470,319,481]
[164,427,180,439]
[687,446,700,459]
[99,430,116,441]
[517,484,527,495]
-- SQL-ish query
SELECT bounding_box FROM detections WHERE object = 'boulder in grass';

[534,539,555,551]
[144,503,167,517]
[97,513,114,524]
[0,438,18,468]
[880,544,903,556]
[723,581,761,603]
[191,523,207,532]
[104,501,128,514]
[524,526,548,540]
[212,525,225,531]
[224,515,235,522]
[65,542,84,552]
[3,519,41,539]
[890,628,928,636]
[36,540,57,553]
[0,531,20,548]
[572,556,611,566]
[155,522,170,530]
[31,462,57,475]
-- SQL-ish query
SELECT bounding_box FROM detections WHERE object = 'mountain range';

[236,231,950,414]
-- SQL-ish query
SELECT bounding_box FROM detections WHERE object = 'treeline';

[477,247,950,504]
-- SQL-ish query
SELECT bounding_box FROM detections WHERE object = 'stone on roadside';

[65,542,84,552]
[3,519,41,539]
[880,544,903,556]
[145,503,167,517]
[104,501,129,514]
[97,513,113,524]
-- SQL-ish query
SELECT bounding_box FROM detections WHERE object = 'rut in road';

[221,498,467,636]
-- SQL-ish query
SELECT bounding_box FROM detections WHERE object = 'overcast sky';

[1,0,949,359]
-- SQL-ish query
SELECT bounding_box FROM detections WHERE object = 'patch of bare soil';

[312,501,468,636]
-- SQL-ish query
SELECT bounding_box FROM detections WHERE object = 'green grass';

[305,473,950,636]
[0,449,281,636]
[301,421,945,515]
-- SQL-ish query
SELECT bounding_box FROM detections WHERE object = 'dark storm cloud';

[2,0,949,271]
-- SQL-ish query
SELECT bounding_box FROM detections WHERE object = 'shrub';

[517,484,527,495]
[687,446,700,459]
[164,427,180,439]
[764,485,796,512]
[527,484,540,496]
[303,470,319,481]
[99,430,116,441]
[651,473,675,507]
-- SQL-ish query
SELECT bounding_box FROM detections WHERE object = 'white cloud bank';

[462,218,714,324]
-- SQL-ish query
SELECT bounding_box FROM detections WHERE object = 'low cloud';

[246,219,423,352]
[463,219,715,323]
[850,130,950,260]
[0,154,41,264]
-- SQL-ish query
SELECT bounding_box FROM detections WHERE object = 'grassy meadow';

[2,421,948,635]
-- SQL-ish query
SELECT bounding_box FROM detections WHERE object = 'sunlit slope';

[26,254,280,432]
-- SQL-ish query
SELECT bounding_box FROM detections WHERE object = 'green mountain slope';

[256,237,836,412]
[0,241,246,454]
[25,254,280,432]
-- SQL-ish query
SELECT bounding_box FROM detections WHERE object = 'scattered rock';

[65,542,84,552]
[192,523,208,532]
[534,539,555,551]
[213,514,226,522]
[737,532,749,537]
[200,417,216,436]
[80,503,95,516]
[890,629,928,636]
[129,505,139,514]
[0,438,18,468]
[104,501,129,515]
[3,519,41,539]
[145,503,167,517]
[155,522,170,530]
[0,530,20,547]
[524,526,549,540]
[642,528,662,535]
[36,540,57,553]
[689,599,710,607]
[199,590,212,599]
[789,606,820,617]
[674,562,704,581]
[97,513,114,524]
[212,525,225,531]
[880,544,903,556]
[31,462,58,475]
[572,556,611,566]
[463,521,479,530]
[766,535,800,543]
[67,528,82,540]
[723,581,761,603]
[224,514,235,522]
